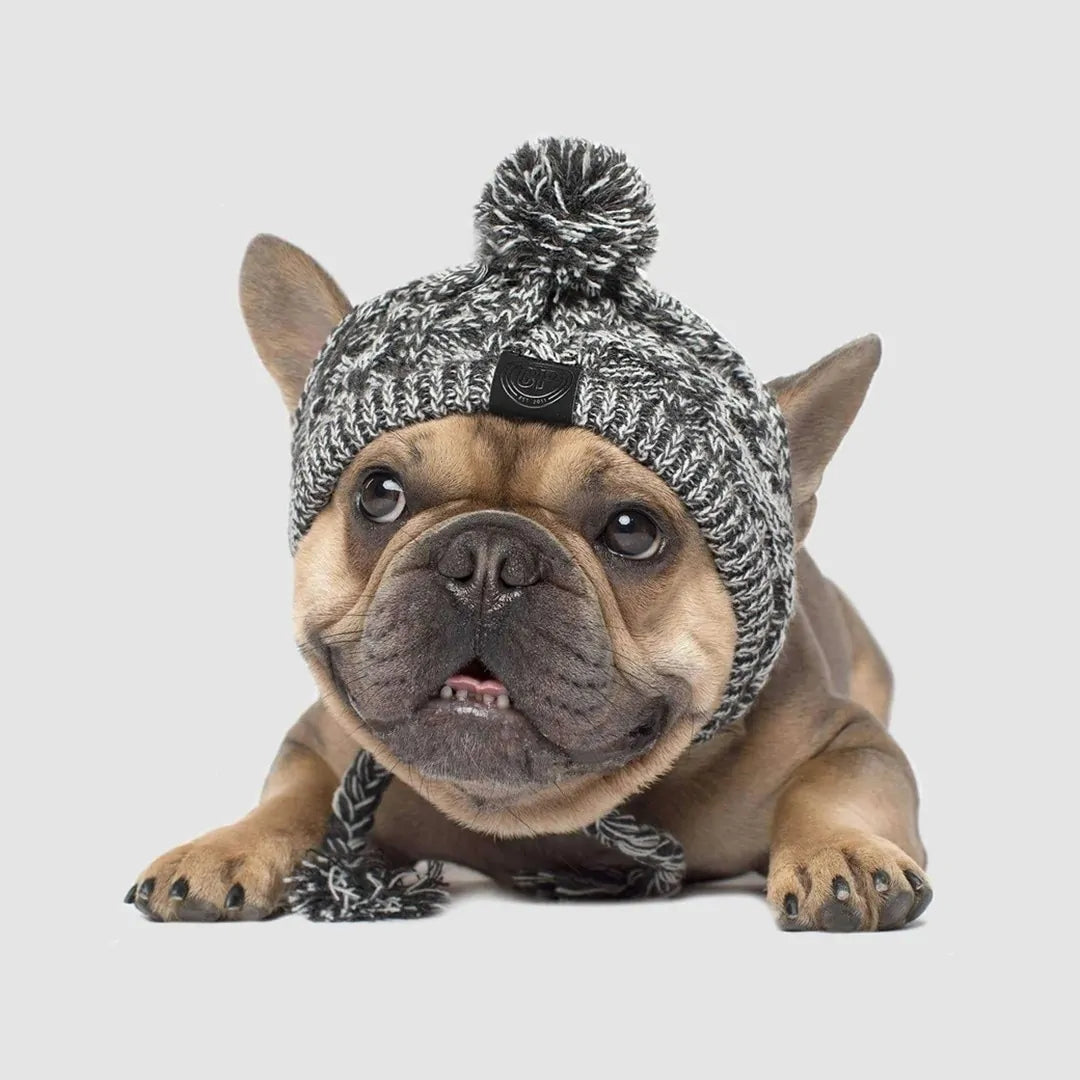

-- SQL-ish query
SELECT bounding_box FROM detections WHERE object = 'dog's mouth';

[324,636,676,795]
[429,658,513,711]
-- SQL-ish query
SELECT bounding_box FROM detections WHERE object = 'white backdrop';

[3,2,1075,1076]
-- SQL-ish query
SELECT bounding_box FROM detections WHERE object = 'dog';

[126,227,930,931]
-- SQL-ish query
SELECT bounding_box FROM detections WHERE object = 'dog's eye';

[356,471,407,524]
[602,509,663,560]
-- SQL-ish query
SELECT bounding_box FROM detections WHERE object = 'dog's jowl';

[128,138,930,930]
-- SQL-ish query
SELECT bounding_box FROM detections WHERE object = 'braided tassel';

[285,750,448,921]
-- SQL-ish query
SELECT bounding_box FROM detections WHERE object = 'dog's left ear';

[767,334,881,543]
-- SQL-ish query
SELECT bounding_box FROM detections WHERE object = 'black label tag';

[487,351,581,425]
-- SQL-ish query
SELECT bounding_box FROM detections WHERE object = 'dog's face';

[240,234,881,836]
[293,414,734,834]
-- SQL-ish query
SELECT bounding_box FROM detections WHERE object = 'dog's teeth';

[483,694,494,706]
[455,689,469,702]
[440,684,453,700]
[496,694,510,710]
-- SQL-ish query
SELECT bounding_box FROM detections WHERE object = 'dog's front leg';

[129,707,339,921]
[766,713,932,932]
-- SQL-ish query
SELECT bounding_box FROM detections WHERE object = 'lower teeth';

[435,686,511,709]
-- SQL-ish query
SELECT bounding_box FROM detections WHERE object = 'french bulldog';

[127,234,930,931]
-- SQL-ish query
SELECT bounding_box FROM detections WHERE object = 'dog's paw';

[125,822,305,922]
[767,833,932,932]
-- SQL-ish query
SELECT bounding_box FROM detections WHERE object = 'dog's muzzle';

[324,510,679,789]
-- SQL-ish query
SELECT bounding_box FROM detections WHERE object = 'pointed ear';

[239,234,351,411]
[767,334,881,543]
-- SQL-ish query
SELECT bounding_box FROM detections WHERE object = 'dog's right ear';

[239,234,351,411]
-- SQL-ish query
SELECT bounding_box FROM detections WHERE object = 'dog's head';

[240,235,880,836]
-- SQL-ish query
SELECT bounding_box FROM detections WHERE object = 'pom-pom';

[475,137,657,297]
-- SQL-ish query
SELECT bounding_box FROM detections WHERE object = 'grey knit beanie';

[284,138,798,921]
[291,137,795,741]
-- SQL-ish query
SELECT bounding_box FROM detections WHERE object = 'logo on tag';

[488,351,581,424]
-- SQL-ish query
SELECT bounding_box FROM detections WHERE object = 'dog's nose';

[435,526,542,608]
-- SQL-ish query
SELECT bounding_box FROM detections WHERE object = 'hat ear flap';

[239,234,351,411]
[768,334,881,544]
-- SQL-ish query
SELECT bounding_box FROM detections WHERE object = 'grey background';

[4,2,1075,1076]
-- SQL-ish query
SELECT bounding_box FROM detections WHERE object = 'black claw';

[123,884,137,904]
[831,875,852,901]
[138,878,155,901]
[904,870,933,922]
[224,884,245,910]
[169,878,189,901]
[872,869,890,893]
[783,893,799,918]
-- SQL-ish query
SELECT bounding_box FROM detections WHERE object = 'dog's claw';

[872,869,890,893]
[123,884,137,904]
[783,893,799,919]
[831,875,851,901]
[169,878,189,901]
[138,878,155,902]
[224,884,245,910]
[903,870,933,922]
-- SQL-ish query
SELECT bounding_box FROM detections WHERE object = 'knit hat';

[291,137,795,740]
[283,139,796,922]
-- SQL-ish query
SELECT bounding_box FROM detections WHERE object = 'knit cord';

[511,812,686,900]
[286,749,685,920]
[285,751,448,921]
